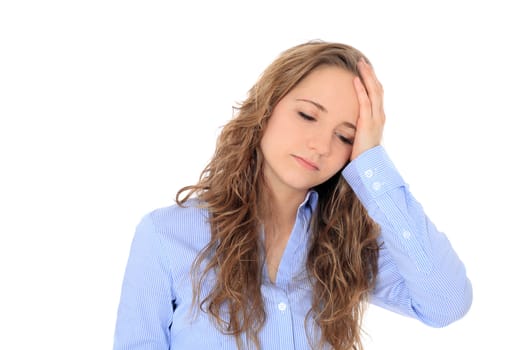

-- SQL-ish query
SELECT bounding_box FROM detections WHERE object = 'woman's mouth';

[292,155,319,171]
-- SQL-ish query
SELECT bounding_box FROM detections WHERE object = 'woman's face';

[260,65,359,198]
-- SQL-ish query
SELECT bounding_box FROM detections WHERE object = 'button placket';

[277,302,287,311]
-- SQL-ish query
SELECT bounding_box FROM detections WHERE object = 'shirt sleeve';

[342,145,472,327]
[113,213,174,350]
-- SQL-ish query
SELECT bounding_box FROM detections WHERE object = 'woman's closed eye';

[336,133,353,145]
[298,111,316,121]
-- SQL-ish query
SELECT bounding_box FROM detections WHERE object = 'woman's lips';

[292,155,319,171]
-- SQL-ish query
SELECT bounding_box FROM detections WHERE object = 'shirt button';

[364,169,374,178]
[278,302,287,311]
[372,181,382,191]
[402,230,411,239]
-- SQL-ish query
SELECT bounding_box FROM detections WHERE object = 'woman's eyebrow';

[296,98,356,130]
[342,122,356,130]
[296,98,327,112]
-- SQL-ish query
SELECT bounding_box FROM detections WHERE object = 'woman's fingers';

[353,74,371,119]
[359,58,385,120]
[350,59,386,161]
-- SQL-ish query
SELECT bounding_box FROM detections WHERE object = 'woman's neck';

[262,187,306,228]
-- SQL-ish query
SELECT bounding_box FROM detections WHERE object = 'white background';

[1,1,523,349]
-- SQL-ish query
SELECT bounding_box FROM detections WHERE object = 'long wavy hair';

[176,40,380,350]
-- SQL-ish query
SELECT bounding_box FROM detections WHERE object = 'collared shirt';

[113,146,472,349]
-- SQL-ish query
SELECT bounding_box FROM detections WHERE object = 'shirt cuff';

[342,145,406,205]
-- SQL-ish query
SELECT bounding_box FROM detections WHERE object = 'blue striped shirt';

[113,145,472,349]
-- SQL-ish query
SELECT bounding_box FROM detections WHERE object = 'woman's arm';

[343,146,472,326]
[113,214,174,349]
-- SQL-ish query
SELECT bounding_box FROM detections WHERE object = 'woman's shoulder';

[147,197,208,223]
[140,197,211,249]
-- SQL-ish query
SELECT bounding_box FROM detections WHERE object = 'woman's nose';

[307,129,331,156]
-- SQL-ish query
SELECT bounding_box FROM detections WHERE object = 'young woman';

[113,41,472,350]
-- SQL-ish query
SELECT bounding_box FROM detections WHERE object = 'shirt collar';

[300,189,319,213]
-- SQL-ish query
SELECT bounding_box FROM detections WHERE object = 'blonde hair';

[177,40,380,350]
